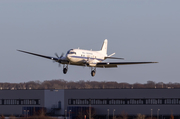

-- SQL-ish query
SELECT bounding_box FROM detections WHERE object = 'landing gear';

[63,64,68,74]
[91,67,96,77]
[91,70,96,77]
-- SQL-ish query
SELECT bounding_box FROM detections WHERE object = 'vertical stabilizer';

[101,39,108,55]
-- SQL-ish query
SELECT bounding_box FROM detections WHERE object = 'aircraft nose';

[66,54,70,60]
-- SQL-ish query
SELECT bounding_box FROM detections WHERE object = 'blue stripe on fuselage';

[69,56,104,61]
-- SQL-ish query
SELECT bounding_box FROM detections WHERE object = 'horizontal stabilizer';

[108,53,115,57]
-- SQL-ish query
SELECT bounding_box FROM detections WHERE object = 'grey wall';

[1,89,180,116]
[44,90,65,115]
[0,90,44,115]
[64,89,180,115]
[65,89,180,99]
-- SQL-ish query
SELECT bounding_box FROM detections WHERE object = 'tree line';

[0,80,180,90]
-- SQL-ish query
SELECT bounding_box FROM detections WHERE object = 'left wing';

[96,62,158,68]
[17,50,59,62]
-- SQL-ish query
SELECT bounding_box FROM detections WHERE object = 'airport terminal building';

[0,89,180,119]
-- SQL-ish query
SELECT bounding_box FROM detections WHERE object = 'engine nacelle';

[88,59,98,67]
[89,63,97,67]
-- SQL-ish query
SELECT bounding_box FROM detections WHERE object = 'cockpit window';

[67,49,73,54]
[69,52,76,54]
[67,50,76,54]
[67,50,70,54]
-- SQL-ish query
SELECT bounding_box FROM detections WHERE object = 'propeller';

[55,53,59,58]
[54,53,64,67]
[60,53,64,59]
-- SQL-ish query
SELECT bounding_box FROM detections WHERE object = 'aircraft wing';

[17,50,59,62]
[105,57,124,60]
[96,62,158,68]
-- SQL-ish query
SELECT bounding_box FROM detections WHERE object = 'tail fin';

[101,39,108,55]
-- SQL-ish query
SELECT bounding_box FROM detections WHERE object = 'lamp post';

[107,109,109,119]
[69,110,71,119]
[89,99,91,119]
[24,110,26,117]
[27,110,29,118]
[151,109,153,119]
[113,109,115,119]
[157,109,160,119]
[65,110,67,119]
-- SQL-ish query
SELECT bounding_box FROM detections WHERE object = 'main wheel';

[91,70,96,77]
[63,68,67,74]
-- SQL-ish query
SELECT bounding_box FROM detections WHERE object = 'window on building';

[68,98,180,105]
[0,99,40,105]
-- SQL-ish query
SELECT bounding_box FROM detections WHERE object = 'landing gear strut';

[63,64,68,74]
[91,67,96,77]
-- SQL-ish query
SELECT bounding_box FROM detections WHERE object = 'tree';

[136,114,145,119]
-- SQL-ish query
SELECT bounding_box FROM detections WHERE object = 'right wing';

[96,62,158,68]
[105,57,124,60]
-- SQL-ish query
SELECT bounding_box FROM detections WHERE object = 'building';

[0,89,180,119]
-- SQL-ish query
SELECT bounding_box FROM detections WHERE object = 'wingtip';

[17,49,22,52]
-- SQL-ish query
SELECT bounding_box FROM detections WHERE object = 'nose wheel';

[63,64,68,74]
[91,67,96,77]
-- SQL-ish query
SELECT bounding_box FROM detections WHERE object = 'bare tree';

[136,114,145,119]
[1,79,180,90]
[116,111,128,119]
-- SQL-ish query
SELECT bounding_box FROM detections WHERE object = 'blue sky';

[0,0,180,83]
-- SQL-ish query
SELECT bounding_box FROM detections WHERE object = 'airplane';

[17,39,157,77]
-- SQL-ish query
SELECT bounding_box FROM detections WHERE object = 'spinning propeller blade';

[54,53,64,67]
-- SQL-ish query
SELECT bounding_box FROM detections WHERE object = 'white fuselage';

[66,49,106,66]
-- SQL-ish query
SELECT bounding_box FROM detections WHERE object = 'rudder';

[101,39,108,55]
